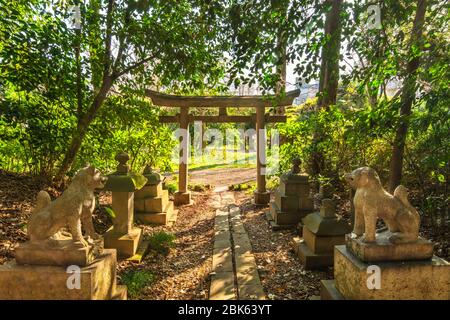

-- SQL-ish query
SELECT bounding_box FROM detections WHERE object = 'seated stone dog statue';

[27,165,107,247]
[344,167,420,244]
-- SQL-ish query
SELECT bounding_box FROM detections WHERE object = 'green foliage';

[148,231,176,256]
[188,183,212,192]
[164,180,178,195]
[121,270,155,299]
[104,207,116,219]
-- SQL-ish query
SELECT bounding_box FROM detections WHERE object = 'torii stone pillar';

[174,106,192,206]
[254,105,270,205]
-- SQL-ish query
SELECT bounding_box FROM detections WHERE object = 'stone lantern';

[103,152,147,258]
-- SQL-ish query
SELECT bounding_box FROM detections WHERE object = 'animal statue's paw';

[389,233,417,244]
[361,235,376,243]
[87,232,101,240]
[75,237,89,247]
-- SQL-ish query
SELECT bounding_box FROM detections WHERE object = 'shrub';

[121,270,155,299]
[148,231,176,255]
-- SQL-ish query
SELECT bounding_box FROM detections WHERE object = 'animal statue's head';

[344,167,381,190]
[73,165,107,190]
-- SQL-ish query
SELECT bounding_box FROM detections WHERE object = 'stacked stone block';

[269,171,314,228]
[135,166,177,225]
[292,199,351,269]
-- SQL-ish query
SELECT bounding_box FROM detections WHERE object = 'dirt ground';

[234,192,333,300]
[116,191,216,300]
[189,167,256,187]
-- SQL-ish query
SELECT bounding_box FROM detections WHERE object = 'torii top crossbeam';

[145,89,300,108]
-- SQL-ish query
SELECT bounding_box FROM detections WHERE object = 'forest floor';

[189,166,256,187]
[0,169,449,300]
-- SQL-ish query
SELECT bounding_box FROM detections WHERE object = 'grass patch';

[148,231,176,255]
[121,270,155,299]
[188,183,212,192]
[229,182,253,191]
[164,180,178,194]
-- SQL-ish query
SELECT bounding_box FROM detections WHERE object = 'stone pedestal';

[254,191,270,206]
[292,199,351,269]
[135,166,177,225]
[174,191,192,206]
[321,234,450,300]
[268,170,314,229]
[0,249,126,300]
[103,152,148,259]
[15,238,103,267]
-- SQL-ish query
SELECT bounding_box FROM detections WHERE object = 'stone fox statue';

[27,166,107,247]
[344,167,420,244]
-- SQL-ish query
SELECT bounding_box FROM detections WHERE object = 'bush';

[121,270,155,299]
[148,231,176,255]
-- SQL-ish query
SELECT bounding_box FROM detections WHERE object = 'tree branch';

[104,0,115,75]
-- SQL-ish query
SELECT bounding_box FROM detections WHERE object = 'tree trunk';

[55,76,113,183]
[388,0,427,193]
[311,0,342,175]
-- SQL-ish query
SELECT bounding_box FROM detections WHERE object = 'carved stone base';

[303,228,345,254]
[254,191,270,206]
[346,231,434,262]
[0,249,126,300]
[15,239,103,267]
[297,241,333,269]
[104,227,142,258]
[270,202,308,226]
[324,245,450,300]
[174,191,192,206]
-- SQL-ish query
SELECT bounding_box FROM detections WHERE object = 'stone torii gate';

[146,89,300,206]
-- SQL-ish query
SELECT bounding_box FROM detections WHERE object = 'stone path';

[208,190,265,300]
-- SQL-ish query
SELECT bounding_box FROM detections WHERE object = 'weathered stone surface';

[280,172,309,184]
[320,199,336,218]
[346,231,434,262]
[237,268,261,286]
[143,190,168,213]
[210,271,236,300]
[213,247,233,272]
[0,249,125,300]
[298,196,314,211]
[239,285,266,300]
[15,239,103,267]
[271,203,309,225]
[303,227,345,254]
[334,245,450,300]
[344,167,420,244]
[233,233,253,255]
[320,280,344,300]
[215,228,231,242]
[135,184,163,199]
[275,191,299,211]
[104,226,142,258]
[235,254,257,272]
[302,212,351,236]
[297,242,333,269]
[279,181,310,197]
[111,191,134,235]
[27,165,106,245]
[174,191,192,206]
